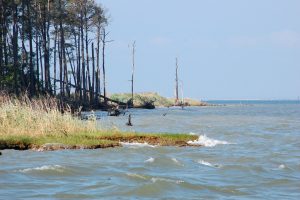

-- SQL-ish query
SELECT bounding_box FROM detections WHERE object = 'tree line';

[0,0,110,106]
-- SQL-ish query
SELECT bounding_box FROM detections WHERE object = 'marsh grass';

[0,92,97,138]
[110,92,173,107]
[0,92,198,150]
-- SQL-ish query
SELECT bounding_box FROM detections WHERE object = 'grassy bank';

[0,93,198,151]
[0,132,198,151]
[110,92,208,107]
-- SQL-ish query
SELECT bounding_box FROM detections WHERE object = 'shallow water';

[1,101,300,199]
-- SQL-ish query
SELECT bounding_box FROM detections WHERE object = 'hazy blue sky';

[97,0,299,100]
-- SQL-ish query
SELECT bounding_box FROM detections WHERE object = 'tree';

[100,27,112,105]
[175,57,179,105]
[130,41,136,107]
[0,0,107,105]
[12,0,19,95]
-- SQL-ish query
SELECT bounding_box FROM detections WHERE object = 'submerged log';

[126,114,133,126]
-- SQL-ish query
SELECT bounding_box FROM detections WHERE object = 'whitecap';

[278,164,286,169]
[127,173,147,180]
[171,158,184,166]
[18,165,65,173]
[188,134,231,147]
[145,157,155,163]
[120,142,157,148]
[151,177,184,184]
[198,160,222,168]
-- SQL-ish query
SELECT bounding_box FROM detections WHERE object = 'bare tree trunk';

[27,0,35,96]
[80,8,86,101]
[92,42,95,103]
[96,26,101,102]
[0,1,3,89]
[131,41,136,107]
[20,0,26,92]
[175,57,179,105]
[101,28,107,104]
[46,0,51,94]
[53,26,58,95]
[35,0,40,93]
[13,2,19,95]
[58,0,68,97]
[86,71,89,98]
[62,32,68,97]
[3,10,8,67]
[58,31,63,96]
[66,47,77,86]
[42,3,50,94]
[75,28,81,100]
[39,43,44,90]
[84,3,91,103]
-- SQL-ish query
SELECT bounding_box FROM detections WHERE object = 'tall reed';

[0,92,96,137]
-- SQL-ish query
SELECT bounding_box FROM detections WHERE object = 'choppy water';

[1,101,300,199]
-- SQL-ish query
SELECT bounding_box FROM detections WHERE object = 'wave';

[126,173,184,184]
[17,165,65,173]
[171,158,184,166]
[127,173,147,180]
[144,157,155,163]
[120,142,157,148]
[278,164,286,169]
[151,177,184,184]
[188,134,231,147]
[197,160,222,168]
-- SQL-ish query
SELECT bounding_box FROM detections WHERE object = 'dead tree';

[175,57,179,105]
[91,42,95,103]
[130,41,136,107]
[100,27,113,105]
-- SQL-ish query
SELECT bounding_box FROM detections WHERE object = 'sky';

[96,0,300,100]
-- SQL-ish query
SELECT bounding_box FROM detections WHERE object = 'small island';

[109,92,209,108]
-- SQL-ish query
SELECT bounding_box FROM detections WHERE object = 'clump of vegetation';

[110,92,208,107]
[169,98,209,106]
[0,92,96,138]
[110,92,173,107]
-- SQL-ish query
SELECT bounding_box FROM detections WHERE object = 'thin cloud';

[270,30,300,48]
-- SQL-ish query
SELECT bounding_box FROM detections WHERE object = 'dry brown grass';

[0,92,96,137]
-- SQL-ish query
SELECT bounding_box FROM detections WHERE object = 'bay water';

[1,101,299,199]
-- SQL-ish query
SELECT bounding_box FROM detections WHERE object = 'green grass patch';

[0,131,198,150]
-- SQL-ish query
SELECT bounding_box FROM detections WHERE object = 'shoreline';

[0,93,200,153]
[0,132,199,152]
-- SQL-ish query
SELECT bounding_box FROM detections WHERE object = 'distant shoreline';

[109,92,209,108]
[205,99,300,105]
